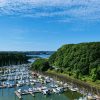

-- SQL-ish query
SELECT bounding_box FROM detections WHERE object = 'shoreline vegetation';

[31,42,100,96]
[31,59,100,95]
[45,71,100,93]
[31,69,100,96]
[0,52,30,67]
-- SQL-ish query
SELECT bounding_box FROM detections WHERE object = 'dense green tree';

[49,42,100,81]
[31,59,51,72]
[0,52,29,67]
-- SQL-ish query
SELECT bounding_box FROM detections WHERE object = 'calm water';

[0,86,84,100]
[30,54,51,58]
[0,55,86,100]
[28,54,50,63]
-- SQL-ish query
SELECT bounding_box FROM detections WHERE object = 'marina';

[0,63,99,100]
[0,64,88,100]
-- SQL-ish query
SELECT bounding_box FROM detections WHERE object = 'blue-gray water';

[0,86,84,100]
[28,54,50,63]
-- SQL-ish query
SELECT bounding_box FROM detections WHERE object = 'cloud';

[0,0,100,21]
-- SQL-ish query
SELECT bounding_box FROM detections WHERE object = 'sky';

[0,0,100,51]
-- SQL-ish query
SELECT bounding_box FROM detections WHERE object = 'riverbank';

[43,70,100,96]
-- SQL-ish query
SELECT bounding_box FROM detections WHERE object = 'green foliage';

[31,59,51,72]
[75,70,80,79]
[0,52,29,67]
[49,42,100,81]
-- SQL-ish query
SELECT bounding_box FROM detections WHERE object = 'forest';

[31,42,100,82]
[31,59,51,72]
[49,42,100,82]
[0,52,29,67]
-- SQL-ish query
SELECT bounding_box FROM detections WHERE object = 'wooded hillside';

[49,42,100,81]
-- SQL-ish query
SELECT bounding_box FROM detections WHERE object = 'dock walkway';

[15,91,22,99]
[29,92,35,97]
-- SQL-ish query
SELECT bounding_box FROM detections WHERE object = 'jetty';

[15,91,22,99]
[29,92,35,97]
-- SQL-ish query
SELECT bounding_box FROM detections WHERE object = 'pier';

[15,91,22,99]
[30,92,35,97]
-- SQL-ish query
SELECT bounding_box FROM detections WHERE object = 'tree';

[49,42,100,81]
[31,59,51,72]
[0,52,29,67]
